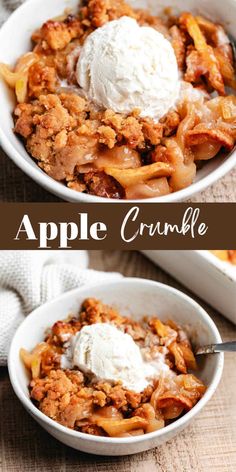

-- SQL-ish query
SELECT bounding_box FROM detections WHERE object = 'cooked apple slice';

[104,162,173,188]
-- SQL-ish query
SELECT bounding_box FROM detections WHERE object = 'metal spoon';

[229,34,236,64]
[195,341,236,355]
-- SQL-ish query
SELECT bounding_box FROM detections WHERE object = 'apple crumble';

[21,298,206,437]
[210,250,236,264]
[1,1,236,199]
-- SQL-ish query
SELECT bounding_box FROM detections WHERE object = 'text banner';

[0,203,235,249]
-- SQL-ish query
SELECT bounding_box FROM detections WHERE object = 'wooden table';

[0,250,236,472]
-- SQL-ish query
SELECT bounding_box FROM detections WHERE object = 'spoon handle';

[195,341,236,355]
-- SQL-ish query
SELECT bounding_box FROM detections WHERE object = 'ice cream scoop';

[76,16,180,121]
[63,323,169,392]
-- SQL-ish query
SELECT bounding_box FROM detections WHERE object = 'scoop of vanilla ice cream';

[76,16,180,121]
[71,323,151,392]
[63,322,170,392]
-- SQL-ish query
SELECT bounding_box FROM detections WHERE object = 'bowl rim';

[0,0,236,202]
[8,277,224,445]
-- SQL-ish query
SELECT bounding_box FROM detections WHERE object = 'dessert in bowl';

[0,0,236,201]
[8,278,223,455]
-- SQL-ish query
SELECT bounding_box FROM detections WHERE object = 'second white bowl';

[8,278,223,455]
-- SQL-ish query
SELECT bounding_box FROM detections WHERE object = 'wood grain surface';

[0,250,236,472]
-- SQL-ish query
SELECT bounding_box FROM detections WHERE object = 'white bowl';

[8,278,224,455]
[0,0,236,202]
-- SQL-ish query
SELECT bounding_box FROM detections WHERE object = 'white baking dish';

[142,250,236,325]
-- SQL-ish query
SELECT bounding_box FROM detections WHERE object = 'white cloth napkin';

[0,1,24,25]
[0,251,121,366]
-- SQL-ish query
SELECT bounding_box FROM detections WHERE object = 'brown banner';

[0,203,235,249]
